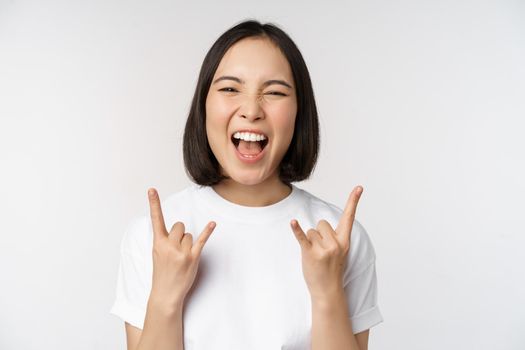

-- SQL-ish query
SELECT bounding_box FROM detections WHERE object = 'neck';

[212,175,292,207]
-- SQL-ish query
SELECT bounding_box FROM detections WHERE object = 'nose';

[238,93,265,122]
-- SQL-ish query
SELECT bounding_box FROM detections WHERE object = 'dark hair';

[183,19,319,186]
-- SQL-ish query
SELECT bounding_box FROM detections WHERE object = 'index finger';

[148,188,168,240]
[336,185,363,237]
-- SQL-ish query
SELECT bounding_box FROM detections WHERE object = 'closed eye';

[218,87,238,93]
[218,88,287,97]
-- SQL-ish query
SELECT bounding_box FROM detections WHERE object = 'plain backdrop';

[1,0,524,349]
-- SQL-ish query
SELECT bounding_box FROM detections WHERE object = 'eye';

[218,87,238,93]
[265,91,287,96]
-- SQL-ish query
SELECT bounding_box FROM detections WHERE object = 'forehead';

[213,37,293,82]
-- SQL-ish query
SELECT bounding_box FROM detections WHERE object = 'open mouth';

[231,132,269,155]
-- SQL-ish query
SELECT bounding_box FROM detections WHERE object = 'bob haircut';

[183,19,319,186]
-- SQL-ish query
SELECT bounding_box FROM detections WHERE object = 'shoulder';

[118,185,198,257]
[162,183,201,210]
[296,186,344,221]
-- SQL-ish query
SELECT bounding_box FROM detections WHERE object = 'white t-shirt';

[110,183,383,349]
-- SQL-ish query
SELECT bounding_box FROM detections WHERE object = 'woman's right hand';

[147,188,216,307]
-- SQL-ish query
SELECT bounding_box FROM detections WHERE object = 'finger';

[316,219,338,245]
[168,222,185,243]
[192,221,217,256]
[290,220,312,249]
[181,233,193,250]
[336,185,363,237]
[148,188,168,241]
[307,228,326,248]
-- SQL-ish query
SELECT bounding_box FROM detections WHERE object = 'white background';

[1,0,524,349]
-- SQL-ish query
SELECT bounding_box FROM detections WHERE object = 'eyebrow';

[212,75,293,89]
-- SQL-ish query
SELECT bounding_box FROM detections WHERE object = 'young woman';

[111,20,383,350]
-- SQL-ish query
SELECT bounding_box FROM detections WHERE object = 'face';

[205,37,297,186]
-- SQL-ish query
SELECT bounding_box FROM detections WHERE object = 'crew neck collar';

[195,183,302,222]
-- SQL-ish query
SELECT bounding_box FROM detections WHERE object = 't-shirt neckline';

[195,183,302,222]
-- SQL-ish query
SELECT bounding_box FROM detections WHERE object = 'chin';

[227,170,269,187]
[232,176,265,186]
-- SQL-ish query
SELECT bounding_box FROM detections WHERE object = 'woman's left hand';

[290,185,363,300]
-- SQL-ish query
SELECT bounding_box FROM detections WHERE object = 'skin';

[292,186,369,350]
[205,37,297,207]
[125,37,371,350]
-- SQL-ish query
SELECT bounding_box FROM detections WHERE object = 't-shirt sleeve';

[109,217,151,330]
[343,220,384,334]
[345,260,383,334]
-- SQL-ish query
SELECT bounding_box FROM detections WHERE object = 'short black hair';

[183,19,319,186]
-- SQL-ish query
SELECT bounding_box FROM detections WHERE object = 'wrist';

[148,289,186,315]
[310,287,347,310]
[309,280,344,299]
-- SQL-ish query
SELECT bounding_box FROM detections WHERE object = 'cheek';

[206,96,233,136]
[205,95,231,161]
[206,94,235,118]
[270,103,297,137]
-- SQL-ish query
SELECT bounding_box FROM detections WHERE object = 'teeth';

[233,132,267,142]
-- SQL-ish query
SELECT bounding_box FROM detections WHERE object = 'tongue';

[237,140,262,155]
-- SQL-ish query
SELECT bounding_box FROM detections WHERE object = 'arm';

[126,294,185,350]
[124,188,215,350]
[290,187,371,349]
[311,290,369,350]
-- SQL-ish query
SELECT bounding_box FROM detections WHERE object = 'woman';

[110,19,383,350]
